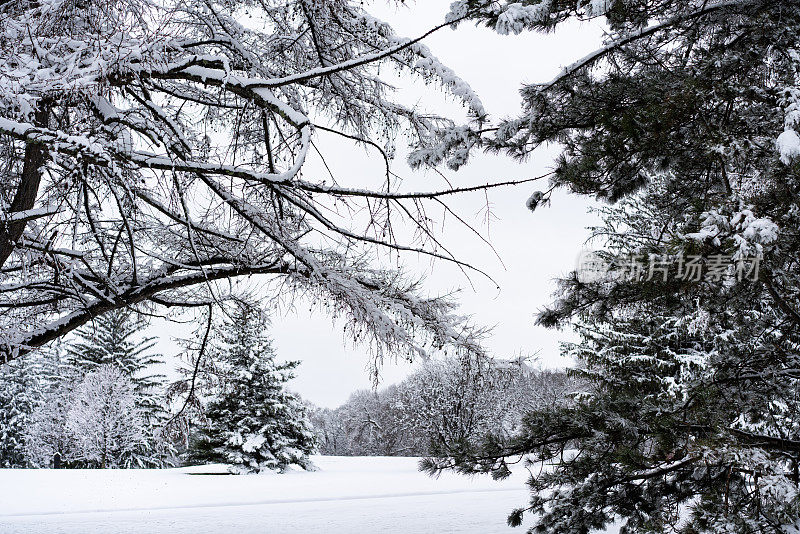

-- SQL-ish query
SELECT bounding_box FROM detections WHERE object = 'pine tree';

[421,1,800,532]
[189,304,316,473]
[0,347,74,467]
[427,177,800,532]
[66,309,172,467]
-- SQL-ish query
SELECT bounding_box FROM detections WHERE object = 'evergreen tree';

[25,378,78,468]
[421,1,800,532]
[20,348,83,467]
[428,173,800,531]
[66,309,163,390]
[66,309,172,467]
[0,347,72,467]
[0,354,42,467]
[189,304,316,474]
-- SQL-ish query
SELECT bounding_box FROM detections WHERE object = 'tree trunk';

[0,105,49,268]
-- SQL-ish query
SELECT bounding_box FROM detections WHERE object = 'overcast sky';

[151,1,608,408]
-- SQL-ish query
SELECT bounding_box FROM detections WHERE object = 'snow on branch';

[0,0,502,367]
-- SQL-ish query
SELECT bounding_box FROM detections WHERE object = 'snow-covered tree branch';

[0,0,509,365]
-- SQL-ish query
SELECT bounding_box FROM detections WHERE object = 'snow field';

[0,456,531,533]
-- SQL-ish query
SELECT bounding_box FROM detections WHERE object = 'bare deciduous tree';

[67,365,144,468]
[0,0,528,367]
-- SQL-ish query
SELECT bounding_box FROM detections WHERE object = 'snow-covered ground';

[0,456,531,533]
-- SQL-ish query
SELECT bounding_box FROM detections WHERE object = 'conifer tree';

[421,1,800,532]
[66,309,172,467]
[25,378,77,468]
[189,304,316,473]
[0,355,42,467]
[0,347,72,467]
[66,309,163,390]
[20,348,83,467]
[427,174,800,532]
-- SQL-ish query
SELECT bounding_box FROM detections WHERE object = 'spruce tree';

[0,347,71,467]
[66,309,163,389]
[66,309,172,467]
[0,355,42,467]
[19,348,83,467]
[189,304,316,473]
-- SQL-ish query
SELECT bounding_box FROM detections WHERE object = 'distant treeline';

[307,357,582,457]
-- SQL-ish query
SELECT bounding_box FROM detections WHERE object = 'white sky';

[150,1,608,408]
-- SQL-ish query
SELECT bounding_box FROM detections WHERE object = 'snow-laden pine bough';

[0,0,541,369]
[418,1,800,533]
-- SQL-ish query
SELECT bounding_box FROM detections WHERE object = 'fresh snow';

[0,456,533,533]
[778,129,800,164]
[495,2,552,35]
